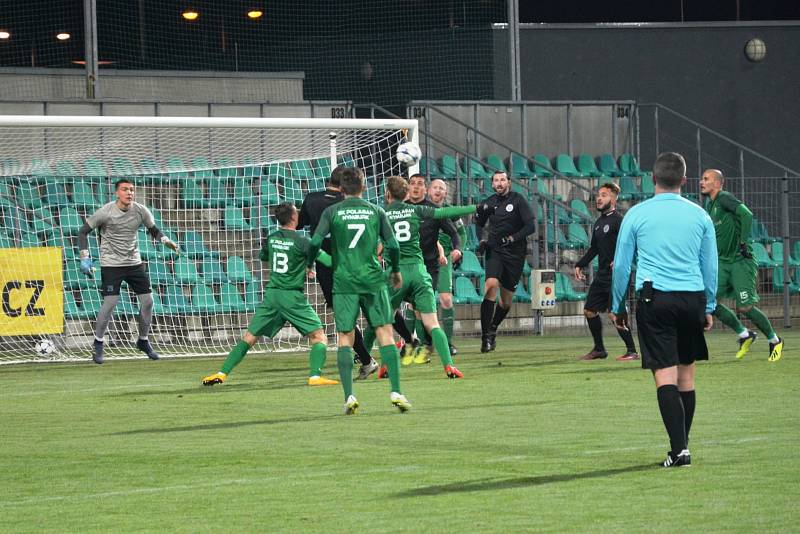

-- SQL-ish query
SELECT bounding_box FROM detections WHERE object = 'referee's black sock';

[587,315,605,352]
[480,299,495,336]
[352,327,372,365]
[617,326,636,353]
[489,302,510,332]
[393,311,414,344]
[680,390,696,443]
[656,384,687,454]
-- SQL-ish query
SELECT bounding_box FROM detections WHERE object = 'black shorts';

[316,261,334,307]
[100,264,151,297]
[425,264,440,291]
[484,249,525,292]
[584,276,612,312]
[635,290,708,370]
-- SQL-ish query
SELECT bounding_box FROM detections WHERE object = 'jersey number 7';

[347,223,365,248]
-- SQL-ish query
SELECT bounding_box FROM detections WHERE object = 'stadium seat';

[554,154,579,177]
[0,180,15,208]
[751,242,780,268]
[455,250,484,277]
[63,264,94,289]
[200,257,228,284]
[770,242,800,267]
[461,157,492,180]
[180,177,207,208]
[439,155,459,180]
[19,232,41,248]
[59,207,84,236]
[459,177,481,202]
[570,198,594,222]
[64,291,88,320]
[465,224,480,251]
[311,157,332,181]
[83,158,107,178]
[110,157,135,176]
[15,180,43,209]
[182,231,217,259]
[618,153,644,176]
[453,277,483,304]
[259,177,281,206]
[0,232,13,248]
[205,177,229,208]
[223,206,252,230]
[793,241,800,265]
[174,257,202,284]
[147,261,174,286]
[161,285,190,315]
[216,158,239,178]
[567,222,590,248]
[226,256,255,283]
[597,154,623,177]
[137,232,164,260]
[772,267,800,294]
[190,157,215,179]
[545,224,579,250]
[79,288,102,315]
[220,282,248,312]
[640,174,655,198]
[337,154,356,168]
[511,179,531,199]
[117,290,139,315]
[42,180,71,208]
[190,283,220,313]
[282,178,304,203]
[140,157,162,183]
[420,157,444,179]
[555,272,587,301]
[531,154,553,178]
[165,157,189,184]
[576,154,603,178]
[243,281,262,311]
[750,219,780,244]
[72,180,101,210]
[289,160,315,180]
[535,177,560,201]
[485,153,507,174]
[232,177,255,206]
[554,203,572,224]
[618,176,640,201]
[242,156,263,178]
[508,153,534,178]
[513,282,531,303]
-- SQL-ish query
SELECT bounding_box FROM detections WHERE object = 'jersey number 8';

[393,221,411,242]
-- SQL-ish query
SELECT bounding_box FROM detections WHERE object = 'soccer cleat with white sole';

[768,337,784,362]
[354,358,379,380]
[202,372,227,386]
[735,330,757,359]
[308,376,339,386]
[343,395,359,415]
[390,391,412,412]
[662,449,691,467]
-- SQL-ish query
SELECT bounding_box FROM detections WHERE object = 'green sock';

[336,347,354,400]
[415,318,427,345]
[363,326,376,354]
[744,307,777,340]
[714,304,746,335]
[404,308,416,339]
[308,342,327,377]
[379,344,401,394]
[221,341,250,374]
[441,307,455,343]
[430,327,453,366]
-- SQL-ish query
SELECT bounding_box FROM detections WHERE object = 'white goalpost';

[0,115,419,364]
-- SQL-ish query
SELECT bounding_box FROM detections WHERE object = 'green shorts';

[333,287,393,333]
[248,288,323,338]
[717,258,759,307]
[389,263,438,314]
[437,262,453,294]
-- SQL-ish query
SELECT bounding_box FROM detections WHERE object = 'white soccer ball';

[396,142,422,167]
[35,339,56,356]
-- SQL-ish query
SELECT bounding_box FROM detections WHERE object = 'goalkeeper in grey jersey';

[77,178,180,364]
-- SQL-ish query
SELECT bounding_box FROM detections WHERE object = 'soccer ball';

[396,141,422,167]
[35,339,56,356]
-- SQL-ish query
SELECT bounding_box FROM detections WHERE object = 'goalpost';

[0,115,419,364]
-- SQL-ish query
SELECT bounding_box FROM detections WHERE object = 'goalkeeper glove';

[739,243,753,259]
[161,236,181,255]
[80,257,94,276]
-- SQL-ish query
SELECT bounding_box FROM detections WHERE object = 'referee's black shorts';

[485,249,525,292]
[584,275,612,312]
[635,290,708,370]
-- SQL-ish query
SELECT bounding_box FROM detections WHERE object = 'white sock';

[94,336,105,343]
[737,330,750,339]
[768,335,780,344]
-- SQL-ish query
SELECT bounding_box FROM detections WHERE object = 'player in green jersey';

[429,178,467,355]
[308,167,409,414]
[202,203,339,386]
[365,176,475,378]
[700,169,783,361]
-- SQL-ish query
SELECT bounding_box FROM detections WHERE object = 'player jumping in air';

[202,203,339,386]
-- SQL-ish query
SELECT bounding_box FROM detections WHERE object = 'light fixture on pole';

[247,10,263,19]
[56,32,71,41]
[182,10,199,21]
[0,31,10,40]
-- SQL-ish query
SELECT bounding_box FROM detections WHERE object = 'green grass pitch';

[2,330,798,532]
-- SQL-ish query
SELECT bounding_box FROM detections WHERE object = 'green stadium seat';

[531,154,553,178]
[311,157,332,180]
[772,267,800,294]
[640,174,655,198]
[42,180,71,208]
[190,283,220,313]
[174,257,202,284]
[118,290,139,315]
[440,155,459,180]
[146,261,174,286]
[0,180,15,208]
[161,285,189,314]
[182,231,217,259]
[465,224,480,251]
[455,250,484,277]
[30,159,53,179]
[0,232,13,248]
[522,259,532,276]
[249,205,277,232]
[567,222,590,248]
[200,257,228,284]
[618,153,644,176]
[576,154,603,178]
[151,291,166,315]
[241,156,262,178]
[204,177,229,208]
[420,157,444,179]
[461,157,492,179]
[59,207,83,236]
[751,219,780,244]
[31,207,55,235]
[165,157,189,184]
[243,281,262,311]
[508,153,534,178]
[180,177,207,209]
[64,291,88,319]
[770,242,800,267]
[459,178,481,203]
[337,154,356,168]
[535,177,560,201]
[554,203,572,224]
[216,158,239,178]
[72,180,101,210]
[793,241,800,265]
[190,157,215,179]
[259,178,280,205]
[139,157,162,184]
[282,178,304,203]
[83,158,107,177]
[555,272,587,301]
[232,177,255,207]
[554,154,579,177]
[19,232,41,248]
[223,207,252,230]
[751,242,780,268]
[570,199,593,223]
[618,176,640,201]
[220,282,248,312]
[226,256,254,283]
[137,232,163,260]
[79,287,102,315]
[453,277,483,304]
[289,160,315,180]
[598,154,623,177]
[511,179,531,199]
[513,281,531,303]
[110,157,135,176]
[485,154,507,174]
[15,180,43,209]
[63,265,92,289]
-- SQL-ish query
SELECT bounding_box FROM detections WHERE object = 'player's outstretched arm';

[431,204,476,219]
[146,225,180,255]
[77,222,95,275]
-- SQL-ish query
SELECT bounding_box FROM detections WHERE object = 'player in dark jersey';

[574,183,639,361]
[298,165,379,379]
[475,171,536,353]
[700,168,783,361]
[202,203,338,386]
[308,167,409,414]
[403,173,462,362]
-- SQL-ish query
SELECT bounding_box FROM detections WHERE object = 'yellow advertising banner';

[0,247,64,336]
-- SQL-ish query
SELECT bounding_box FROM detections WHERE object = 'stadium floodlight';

[0,114,419,364]
[56,32,70,41]
[0,31,10,40]
[247,10,263,19]
[182,10,199,21]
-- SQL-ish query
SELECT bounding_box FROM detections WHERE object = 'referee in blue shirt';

[610,152,718,468]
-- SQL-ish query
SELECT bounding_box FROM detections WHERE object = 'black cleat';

[92,339,104,364]
[480,335,495,353]
[449,343,458,356]
[136,339,160,360]
[662,449,691,468]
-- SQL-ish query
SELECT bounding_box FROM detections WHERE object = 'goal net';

[0,115,418,364]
